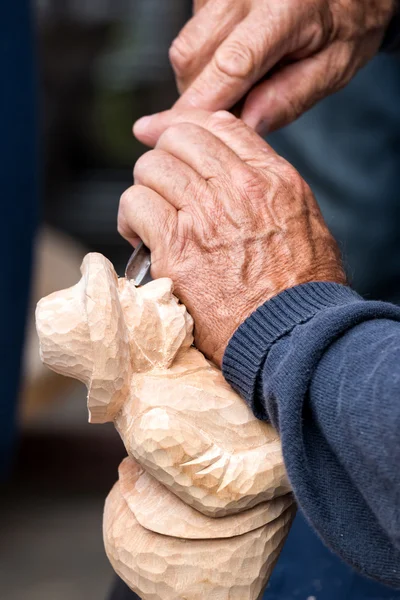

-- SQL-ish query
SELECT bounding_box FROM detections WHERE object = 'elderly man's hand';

[136,0,394,136]
[119,111,346,364]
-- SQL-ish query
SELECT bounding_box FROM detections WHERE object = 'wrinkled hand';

[140,0,394,134]
[119,110,346,364]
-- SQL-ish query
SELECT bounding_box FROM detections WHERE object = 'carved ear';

[81,254,131,424]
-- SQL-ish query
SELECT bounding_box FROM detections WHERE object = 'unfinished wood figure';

[36,253,294,600]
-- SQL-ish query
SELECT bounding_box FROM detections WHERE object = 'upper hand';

[137,0,394,137]
[119,110,346,365]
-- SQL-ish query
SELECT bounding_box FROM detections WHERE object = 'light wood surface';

[118,456,294,539]
[105,457,295,600]
[36,253,294,599]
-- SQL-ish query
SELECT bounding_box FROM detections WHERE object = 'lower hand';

[119,110,346,364]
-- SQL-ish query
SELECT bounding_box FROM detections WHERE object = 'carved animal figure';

[36,253,294,600]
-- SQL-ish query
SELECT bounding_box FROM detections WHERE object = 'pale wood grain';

[36,253,294,599]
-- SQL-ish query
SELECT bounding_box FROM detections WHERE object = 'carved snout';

[36,279,93,384]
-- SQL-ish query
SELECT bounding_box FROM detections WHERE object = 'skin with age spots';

[170,0,395,133]
[119,110,346,365]
[135,0,395,134]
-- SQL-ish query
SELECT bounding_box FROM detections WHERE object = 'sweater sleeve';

[222,282,400,588]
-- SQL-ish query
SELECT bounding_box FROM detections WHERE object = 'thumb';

[133,108,214,147]
[241,43,350,134]
[133,110,180,148]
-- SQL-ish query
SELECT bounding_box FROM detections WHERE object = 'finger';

[133,149,207,209]
[134,108,203,148]
[200,111,280,168]
[241,42,353,133]
[170,0,245,93]
[134,108,279,166]
[118,184,177,251]
[156,122,244,180]
[173,9,292,113]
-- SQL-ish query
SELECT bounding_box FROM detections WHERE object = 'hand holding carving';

[120,111,346,364]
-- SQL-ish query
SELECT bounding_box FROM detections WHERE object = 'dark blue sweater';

[223,282,400,589]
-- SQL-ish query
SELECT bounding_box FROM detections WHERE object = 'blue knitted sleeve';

[223,282,400,588]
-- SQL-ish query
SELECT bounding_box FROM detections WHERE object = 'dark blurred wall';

[37,0,191,270]
[0,0,38,476]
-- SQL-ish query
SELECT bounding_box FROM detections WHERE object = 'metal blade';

[125,241,151,286]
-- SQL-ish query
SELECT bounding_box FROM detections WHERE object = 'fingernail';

[255,119,269,137]
[134,115,154,135]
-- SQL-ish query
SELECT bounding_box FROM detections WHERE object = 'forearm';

[223,282,400,587]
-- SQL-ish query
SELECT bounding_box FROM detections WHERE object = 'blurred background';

[1,2,191,599]
[2,2,400,600]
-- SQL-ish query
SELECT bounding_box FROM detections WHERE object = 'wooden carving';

[36,253,294,600]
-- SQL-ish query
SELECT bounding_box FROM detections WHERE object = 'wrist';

[222,282,361,418]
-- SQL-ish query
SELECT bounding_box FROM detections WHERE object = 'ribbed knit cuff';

[222,282,362,408]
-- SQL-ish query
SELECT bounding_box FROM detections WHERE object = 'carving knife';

[125,241,151,286]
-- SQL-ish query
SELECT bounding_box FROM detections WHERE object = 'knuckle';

[181,177,203,203]
[117,208,125,235]
[287,95,302,120]
[306,19,326,50]
[214,40,257,79]
[285,163,303,186]
[133,150,157,180]
[208,110,237,130]
[157,127,176,149]
[158,122,201,146]
[169,34,194,76]
[119,186,134,213]
[117,188,134,235]
[117,215,128,239]
[237,168,265,200]
[302,4,331,50]
[280,88,306,126]
[273,158,300,185]
[286,167,308,197]
[167,122,192,136]
[119,183,148,210]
